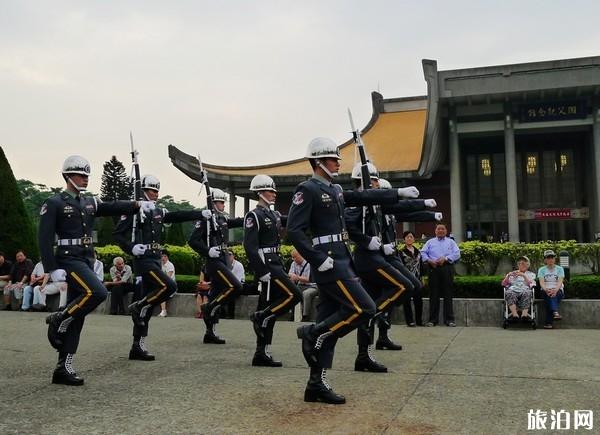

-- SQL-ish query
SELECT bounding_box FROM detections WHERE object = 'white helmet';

[141,174,160,192]
[62,156,91,176]
[305,137,341,160]
[378,178,392,189]
[250,174,277,192]
[351,162,379,180]
[211,188,227,202]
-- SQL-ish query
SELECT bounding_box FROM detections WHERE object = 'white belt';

[143,243,162,251]
[56,237,93,246]
[259,246,280,254]
[312,233,347,246]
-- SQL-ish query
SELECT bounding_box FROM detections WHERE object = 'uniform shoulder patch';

[195,220,203,228]
[245,217,254,228]
[292,191,304,205]
[120,215,128,221]
[40,203,48,215]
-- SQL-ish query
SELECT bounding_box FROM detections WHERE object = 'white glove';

[139,201,156,213]
[398,186,420,198]
[208,247,222,258]
[424,199,437,208]
[50,269,67,283]
[201,209,212,219]
[317,257,334,272]
[132,244,147,256]
[259,272,271,282]
[367,236,382,251]
[383,243,395,255]
[435,212,443,221]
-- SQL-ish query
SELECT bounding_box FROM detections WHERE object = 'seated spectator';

[288,249,317,322]
[196,269,210,319]
[501,255,536,321]
[32,271,68,311]
[105,256,134,315]
[3,250,33,311]
[538,250,565,329]
[93,250,104,281]
[21,260,45,311]
[222,252,244,319]
[0,251,12,303]
[159,251,176,317]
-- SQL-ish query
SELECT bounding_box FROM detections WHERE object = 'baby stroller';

[502,285,536,330]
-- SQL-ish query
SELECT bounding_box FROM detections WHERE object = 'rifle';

[197,155,226,251]
[348,108,382,239]
[129,131,145,243]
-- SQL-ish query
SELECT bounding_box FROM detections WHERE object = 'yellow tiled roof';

[205,109,427,176]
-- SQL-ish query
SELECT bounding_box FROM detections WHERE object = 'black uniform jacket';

[188,212,243,263]
[114,208,205,262]
[286,176,399,284]
[38,191,138,272]
[243,205,287,278]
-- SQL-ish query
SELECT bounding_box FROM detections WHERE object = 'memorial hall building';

[203,56,600,243]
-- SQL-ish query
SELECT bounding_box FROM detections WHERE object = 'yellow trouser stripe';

[330,280,362,332]
[376,268,406,311]
[271,279,294,313]
[67,272,93,315]
[215,270,234,302]
[146,271,167,303]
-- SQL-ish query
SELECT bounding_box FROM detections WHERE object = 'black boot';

[129,336,155,361]
[46,311,71,350]
[376,329,403,350]
[128,300,149,327]
[252,344,283,367]
[52,353,84,386]
[304,367,345,404]
[355,345,388,372]
[296,324,332,368]
[203,322,226,344]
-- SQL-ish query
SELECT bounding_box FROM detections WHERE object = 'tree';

[166,222,186,245]
[17,179,62,228]
[0,147,39,259]
[96,216,116,247]
[157,195,198,240]
[100,156,132,202]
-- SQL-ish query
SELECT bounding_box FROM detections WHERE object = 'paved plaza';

[1,312,599,434]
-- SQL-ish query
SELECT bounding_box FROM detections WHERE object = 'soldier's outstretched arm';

[394,210,440,223]
[96,199,139,217]
[113,214,135,254]
[382,199,427,214]
[342,188,400,207]
[286,185,328,267]
[38,199,59,272]
[227,217,244,228]
[243,212,270,278]
[163,209,205,224]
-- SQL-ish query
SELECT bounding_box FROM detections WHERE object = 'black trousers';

[205,259,243,324]
[427,264,455,324]
[109,282,135,315]
[58,258,109,354]
[133,268,178,338]
[314,278,376,368]
[255,269,302,346]
[356,264,411,346]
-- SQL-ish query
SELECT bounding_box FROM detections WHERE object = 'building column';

[448,110,464,242]
[592,101,600,239]
[504,107,520,242]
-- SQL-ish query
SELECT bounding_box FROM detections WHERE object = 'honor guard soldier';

[40,156,155,385]
[377,178,441,344]
[113,174,206,360]
[286,137,420,404]
[189,188,244,344]
[244,175,302,367]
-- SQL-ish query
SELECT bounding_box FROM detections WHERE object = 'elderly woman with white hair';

[501,255,536,321]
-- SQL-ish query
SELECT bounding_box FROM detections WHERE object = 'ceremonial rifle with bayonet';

[348,108,382,240]
[129,131,145,243]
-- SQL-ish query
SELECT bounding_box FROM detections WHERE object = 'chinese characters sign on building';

[518,208,589,221]
[519,100,587,123]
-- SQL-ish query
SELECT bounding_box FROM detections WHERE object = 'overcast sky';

[2,1,599,207]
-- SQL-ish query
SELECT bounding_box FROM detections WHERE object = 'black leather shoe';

[252,351,283,367]
[304,368,345,404]
[46,312,65,350]
[354,351,388,373]
[2,304,12,311]
[375,337,403,351]
[203,332,226,344]
[52,368,84,386]
[129,344,155,361]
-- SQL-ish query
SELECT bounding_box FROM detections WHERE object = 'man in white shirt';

[223,252,245,319]
[159,251,176,317]
[21,261,45,311]
[106,257,134,315]
[288,250,317,322]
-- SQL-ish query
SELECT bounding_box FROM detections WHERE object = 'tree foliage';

[0,148,38,259]
[100,155,132,202]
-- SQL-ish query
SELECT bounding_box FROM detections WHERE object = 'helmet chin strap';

[258,192,275,206]
[67,176,86,192]
[317,160,338,179]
